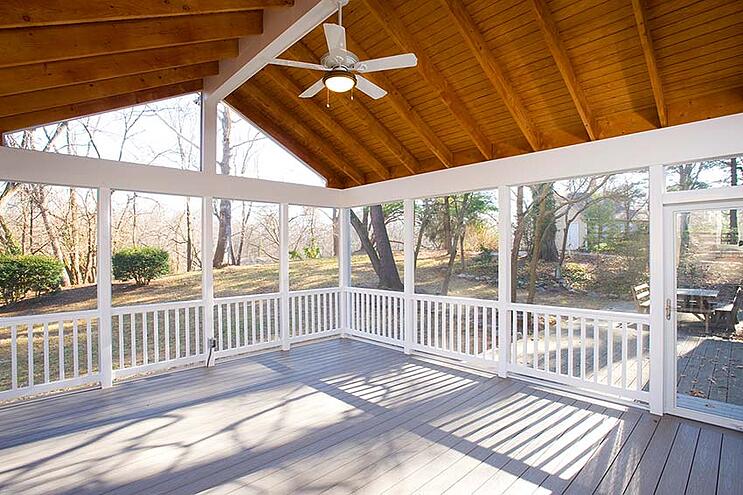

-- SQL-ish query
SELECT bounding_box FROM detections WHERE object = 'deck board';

[0,338,741,494]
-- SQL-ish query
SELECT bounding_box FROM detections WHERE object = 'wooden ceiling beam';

[0,11,262,69]
[289,42,419,176]
[0,1,290,29]
[262,66,391,181]
[345,35,454,169]
[361,0,494,160]
[528,0,598,141]
[233,83,365,186]
[0,40,238,98]
[0,80,203,134]
[631,0,668,128]
[225,94,345,188]
[0,63,219,119]
[439,0,543,151]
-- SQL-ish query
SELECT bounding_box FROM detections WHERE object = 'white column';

[339,208,351,337]
[202,196,215,364]
[201,93,217,364]
[403,199,415,354]
[648,164,665,415]
[280,202,290,351]
[97,187,113,388]
[497,185,511,378]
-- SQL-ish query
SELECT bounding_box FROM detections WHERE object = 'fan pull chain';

[326,88,330,108]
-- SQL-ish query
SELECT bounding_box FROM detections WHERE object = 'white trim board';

[2,113,743,208]
[341,112,743,206]
[0,145,343,206]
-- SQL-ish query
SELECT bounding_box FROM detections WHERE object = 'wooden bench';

[712,286,743,331]
[633,283,651,314]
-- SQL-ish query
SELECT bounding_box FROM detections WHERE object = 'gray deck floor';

[0,338,742,495]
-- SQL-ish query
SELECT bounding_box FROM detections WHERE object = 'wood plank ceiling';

[226,0,743,187]
[0,1,741,188]
[0,1,294,134]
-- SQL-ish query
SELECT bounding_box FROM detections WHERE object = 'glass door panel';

[672,207,743,423]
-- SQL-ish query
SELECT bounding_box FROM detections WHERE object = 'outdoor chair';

[632,283,651,314]
[712,286,743,331]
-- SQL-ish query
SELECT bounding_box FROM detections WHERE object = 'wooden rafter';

[0,63,219,119]
[226,94,345,188]
[0,11,262,69]
[438,0,543,151]
[0,41,238,97]
[0,80,203,134]
[528,0,598,141]
[631,0,668,128]
[361,0,494,160]
[233,84,365,186]
[289,42,419,176]
[0,1,289,29]
[345,35,454,168]
[262,67,391,181]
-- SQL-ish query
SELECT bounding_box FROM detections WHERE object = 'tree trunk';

[350,207,403,291]
[527,192,550,303]
[511,186,525,302]
[32,186,71,286]
[730,158,739,244]
[442,196,452,252]
[185,200,193,271]
[212,106,233,268]
[370,205,403,290]
[440,194,470,295]
[538,184,559,262]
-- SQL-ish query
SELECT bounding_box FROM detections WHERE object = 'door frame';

[663,199,743,432]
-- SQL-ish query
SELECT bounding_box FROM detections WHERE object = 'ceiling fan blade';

[323,23,347,54]
[299,79,325,98]
[355,75,387,100]
[354,53,418,73]
[269,58,327,71]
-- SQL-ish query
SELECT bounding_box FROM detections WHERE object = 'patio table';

[677,288,719,334]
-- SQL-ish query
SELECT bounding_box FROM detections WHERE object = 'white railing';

[413,294,499,366]
[111,300,205,379]
[0,310,101,401]
[347,288,405,346]
[213,293,282,358]
[508,303,650,402]
[289,288,341,342]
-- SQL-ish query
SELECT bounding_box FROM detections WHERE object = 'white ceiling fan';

[267,0,417,101]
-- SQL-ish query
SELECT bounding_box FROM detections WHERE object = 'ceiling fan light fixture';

[323,69,356,93]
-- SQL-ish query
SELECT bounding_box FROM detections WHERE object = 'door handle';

[665,298,672,320]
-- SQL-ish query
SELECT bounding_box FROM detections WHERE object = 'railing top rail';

[288,287,341,297]
[508,302,651,323]
[214,292,281,304]
[347,287,404,297]
[0,309,100,326]
[412,293,499,306]
[111,299,203,315]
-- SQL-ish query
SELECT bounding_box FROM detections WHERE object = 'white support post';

[202,196,215,364]
[403,199,415,354]
[339,208,351,338]
[648,164,665,415]
[97,187,113,388]
[280,203,290,351]
[497,185,511,378]
[201,93,217,365]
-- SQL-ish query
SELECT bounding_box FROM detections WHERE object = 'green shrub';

[0,255,64,304]
[112,246,169,286]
